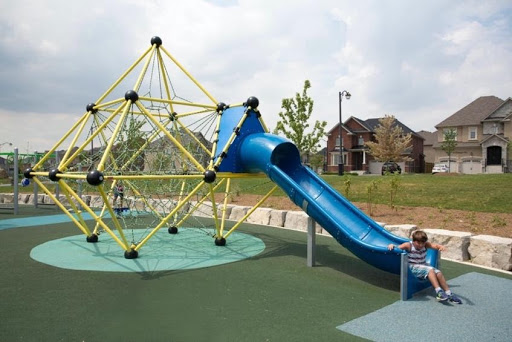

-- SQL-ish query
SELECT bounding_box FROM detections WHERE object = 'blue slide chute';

[238,133,434,275]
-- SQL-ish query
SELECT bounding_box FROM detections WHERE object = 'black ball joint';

[215,237,226,246]
[48,169,62,182]
[125,90,139,103]
[24,168,34,179]
[86,234,99,243]
[245,96,259,109]
[168,226,178,234]
[216,102,227,113]
[203,170,216,183]
[86,103,98,114]
[86,170,104,186]
[151,36,162,47]
[124,248,139,259]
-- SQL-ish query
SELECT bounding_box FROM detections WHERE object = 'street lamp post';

[338,90,351,175]
[0,142,12,152]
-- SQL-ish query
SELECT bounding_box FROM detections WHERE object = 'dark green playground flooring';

[1,207,511,341]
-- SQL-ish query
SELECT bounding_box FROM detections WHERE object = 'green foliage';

[441,128,457,170]
[273,80,327,162]
[115,116,146,171]
[365,179,380,216]
[366,115,412,162]
[342,174,351,199]
[309,154,324,171]
[388,173,401,210]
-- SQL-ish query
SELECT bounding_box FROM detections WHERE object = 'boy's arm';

[387,242,410,251]
[426,241,446,251]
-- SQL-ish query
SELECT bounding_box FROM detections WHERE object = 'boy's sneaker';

[449,293,462,304]
[436,290,449,301]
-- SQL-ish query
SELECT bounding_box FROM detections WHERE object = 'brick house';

[433,96,512,173]
[326,116,424,174]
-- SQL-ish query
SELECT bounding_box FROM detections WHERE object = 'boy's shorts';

[409,264,440,279]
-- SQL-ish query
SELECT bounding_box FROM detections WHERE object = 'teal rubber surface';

[30,228,265,272]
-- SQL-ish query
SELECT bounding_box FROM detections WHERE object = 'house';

[326,116,424,174]
[417,130,437,172]
[433,96,512,174]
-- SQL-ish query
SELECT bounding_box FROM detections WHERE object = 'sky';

[1,0,512,153]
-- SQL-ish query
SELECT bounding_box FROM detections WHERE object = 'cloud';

[0,0,511,153]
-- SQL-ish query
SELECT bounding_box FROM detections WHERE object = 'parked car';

[432,163,449,174]
[381,162,401,175]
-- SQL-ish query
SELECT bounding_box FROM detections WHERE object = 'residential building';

[433,96,511,173]
[326,116,424,174]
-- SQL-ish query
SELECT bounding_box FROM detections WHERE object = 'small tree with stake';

[441,128,457,172]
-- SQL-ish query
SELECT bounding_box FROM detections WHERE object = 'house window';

[332,153,346,165]
[335,135,341,147]
[358,135,364,146]
[468,127,477,140]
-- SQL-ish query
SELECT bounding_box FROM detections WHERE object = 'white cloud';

[0,0,511,152]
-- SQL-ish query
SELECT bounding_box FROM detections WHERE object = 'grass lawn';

[2,173,511,214]
[229,173,512,213]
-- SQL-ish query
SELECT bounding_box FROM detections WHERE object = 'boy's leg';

[427,269,440,288]
[436,271,449,291]
[427,269,448,301]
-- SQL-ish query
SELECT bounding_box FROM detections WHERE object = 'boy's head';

[412,230,428,243]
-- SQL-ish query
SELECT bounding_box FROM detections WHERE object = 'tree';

[366,115,412,162]
[273,80,327,163]
[440,128,457,172]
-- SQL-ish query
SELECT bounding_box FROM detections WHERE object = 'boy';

[388,230,462,304]
[113,182,124,208]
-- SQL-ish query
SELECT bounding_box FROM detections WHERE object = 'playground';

[2,36,511,341]
[1,207,511,341]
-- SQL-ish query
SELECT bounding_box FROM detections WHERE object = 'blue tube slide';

[238,133,437,275]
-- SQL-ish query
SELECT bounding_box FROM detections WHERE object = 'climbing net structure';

[24,36,278,259]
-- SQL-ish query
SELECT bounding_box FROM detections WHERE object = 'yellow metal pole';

[59,103,125,170]
[58,180,130,250]
[33,112,90,170]
[172,180,188,225]
[97,186,131,248]
[33,178,91,236]
[92,97,126,110]
[156,48,174,113]
[208,109,223,169]
[134,180,205,251]
[223,185,278,239]
[138,96,217,110]
[135,100,206,172]
[160,45,218,104]
[219,178,231,236]
[59,182,89,230]
[207,183,221,237]
[133,44,157,92]
[97,101,131,171]
[175,179,225,227]
[174,117,212,155]
[58,112,92,171]
[94,45,153,105]
[213,109,249,169]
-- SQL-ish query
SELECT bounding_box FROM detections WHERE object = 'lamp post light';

[338,90,351,175]
[0,142,12,152]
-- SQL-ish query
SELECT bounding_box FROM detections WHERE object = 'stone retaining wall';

[2,193,511,272]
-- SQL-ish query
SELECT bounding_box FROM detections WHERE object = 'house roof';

[436,96,504,128]
[360,117,423,139]
[483,97,512,121]
[417,130,436,145]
